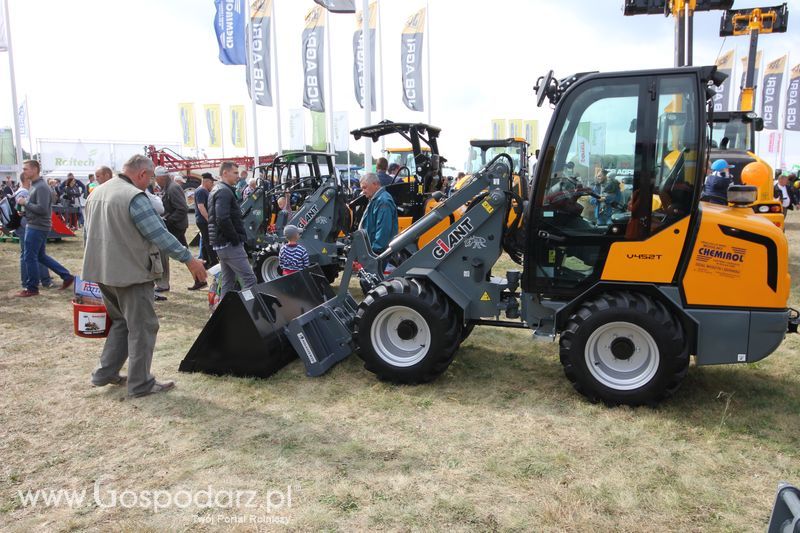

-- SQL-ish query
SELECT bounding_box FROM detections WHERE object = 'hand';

[185,258,207,283]
[16,196,27,206]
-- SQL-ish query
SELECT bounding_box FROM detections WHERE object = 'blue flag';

[214,0,246,65]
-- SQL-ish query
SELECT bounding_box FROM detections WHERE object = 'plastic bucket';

[73,298,111,338]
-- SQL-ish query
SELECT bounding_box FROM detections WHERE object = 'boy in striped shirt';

[278,225,310,275]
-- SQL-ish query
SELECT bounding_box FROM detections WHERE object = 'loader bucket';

[179,265,335,378]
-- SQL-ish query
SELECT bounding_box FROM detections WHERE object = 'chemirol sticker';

[78,311,108,335]
[694,241,746,279]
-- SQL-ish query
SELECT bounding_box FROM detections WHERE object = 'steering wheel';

[390,166,412,185]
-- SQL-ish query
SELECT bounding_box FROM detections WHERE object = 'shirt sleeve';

[129,194,192,262]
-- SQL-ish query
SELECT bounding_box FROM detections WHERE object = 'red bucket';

[73,298,111,338]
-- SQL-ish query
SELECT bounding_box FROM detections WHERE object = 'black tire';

[321,264,340,284]
[354,278,461,384]
[559,291,689,406]
[253,247,281,283]
[459,323,476,344]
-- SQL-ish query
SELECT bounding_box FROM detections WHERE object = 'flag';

[302,6,325,112]
[179,103,197,148]
[576,122,591,167]
[737,51,763,109]
[214,0,247,65]
[0,4,7,52]
[353,3,376,110]
[401,8,425,112]
[312,111,327,151]
[230,105,246,148]
[761,55,787,130]
[491,119,506,139]
[204,105,222,148]
[713,50,735,112]
[332,111,349,152]
[314,0,355,13]
[786,64,800,132]
[17,101,27,136]
[246,0,272,106]
[508,119,524,139]
[289,109,306,150]
[523,120,538,150]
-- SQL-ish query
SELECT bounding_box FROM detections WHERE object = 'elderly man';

[154,166,189,292]
[209,161,257,299]
[83,155,206,397]
[359,172,398,254]
[94,166,114,186]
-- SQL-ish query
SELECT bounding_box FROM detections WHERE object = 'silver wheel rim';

[370,306,431,367]
[260,254,280,281]
[584,321,659,391]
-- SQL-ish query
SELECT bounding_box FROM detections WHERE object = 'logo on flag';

[302,6,325,112]
[401,8,425,112]
[214,0,246,65]
[761,55,787,130]
[713,50,735,112]
[230,105,246,148]
[247,0,273,106]
[786,64,800,132]
[353,3,376,111]
[204,105,222,148]
[179,103,197,148]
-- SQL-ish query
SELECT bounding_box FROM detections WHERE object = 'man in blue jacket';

[701,159,736,205]
[359,172,398,254]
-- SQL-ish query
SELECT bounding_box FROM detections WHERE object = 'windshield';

[466,145,523,175]
[386,150,419,175]
[710,117,752,151]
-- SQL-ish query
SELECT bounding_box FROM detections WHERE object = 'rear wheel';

[355,278,461,384]
[253,247,281,283]
[559,291,689,406]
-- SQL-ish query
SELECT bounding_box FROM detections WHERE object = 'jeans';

[23,227,71,292]
[216,244,257,300]
[196,220,218,267]
[16,226,53,288]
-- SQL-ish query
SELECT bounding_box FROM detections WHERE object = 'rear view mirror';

[753,117,764,132]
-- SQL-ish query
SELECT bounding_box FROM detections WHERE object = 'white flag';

[332,112,349,152]
[0,4,7,51]
[288,109,306,150]
[18,101,27,136]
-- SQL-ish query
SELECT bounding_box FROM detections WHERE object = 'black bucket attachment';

[179,265,335,379]
[768,482,800,533]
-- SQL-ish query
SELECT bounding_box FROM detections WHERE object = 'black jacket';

[161,178,189,232]
[208,182,246,247]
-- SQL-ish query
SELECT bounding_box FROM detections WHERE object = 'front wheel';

[253,247,281,283]
[559,291,689,406]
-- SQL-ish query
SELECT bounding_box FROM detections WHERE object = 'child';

[278,225,310,275]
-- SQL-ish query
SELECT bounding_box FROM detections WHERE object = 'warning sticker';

[480,292,491,301]
[482,200,494,214]
[693,240,746,279]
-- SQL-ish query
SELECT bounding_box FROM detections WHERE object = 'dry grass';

[0,217,799,532]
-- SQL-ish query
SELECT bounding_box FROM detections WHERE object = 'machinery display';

[181,65,798,407]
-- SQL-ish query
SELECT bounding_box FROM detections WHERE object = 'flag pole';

[271,0,283,154]
[325,9,334,155]
[425,0,431,125]
[377,0,385,153]
[3,0,23,174]
[246,0,260,167]
[362,0,372,171]
[779,52,790,170]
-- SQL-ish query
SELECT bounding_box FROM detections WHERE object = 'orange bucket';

[73,298,111,338]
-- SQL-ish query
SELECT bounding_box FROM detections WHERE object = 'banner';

[302,6,325,113]
[288,109,306,150]
[39,141,180,173]
[767,132,781,154]
[524,120,538,150]
[17,101,27,136]
[314,0,355,13]
[737,51,763,109]
[0,5,7,52]
[246,0,272,106]
[508,119,523,139]
[401,8,425,112]
[0,129,13,166]
[713,50,735,112]
[576,122,591,167]
[230,105,246,148]
[785,63,800,132]
[179,103,197,148]
[204,105,222,148]
[491,119,506,140]
[214,0,246,65]
[761,55,787,130]
[332,111,349,152]
[353,3,376,110]
[312,111,327,151]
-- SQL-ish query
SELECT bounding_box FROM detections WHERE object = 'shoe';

[41,282,55,289]
[92,375,127,387]
[59,275,75,290]
[154,294,167,302]
[187,281,208,291]
[130,380,176,398]
[14,289,39,298]
[154,286,170,293]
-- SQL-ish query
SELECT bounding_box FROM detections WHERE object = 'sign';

[353,3,376,110]
[39,141,181,173]
[786,63,800,132]
[761,55,786,130]
[214,0,246,65]
[401,8,425,112]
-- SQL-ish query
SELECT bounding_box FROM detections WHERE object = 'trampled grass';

[0,216,798,531]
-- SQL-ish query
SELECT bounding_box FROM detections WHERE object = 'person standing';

[154,166,188,292]
[94,166,114,186]
[189,173,217,289]
[375,157,392,187]
[701,159,735,205]
[14,160,74,297]
[774,173,793,218]
[13,172,54,290]
[208,161,257,300]
[83,154,206,397]
[359,172,399,254]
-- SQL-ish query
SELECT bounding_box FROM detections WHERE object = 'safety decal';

[480,292,491,301]
[482,200,494,214]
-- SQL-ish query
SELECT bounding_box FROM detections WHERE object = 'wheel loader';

[181,65,798,406]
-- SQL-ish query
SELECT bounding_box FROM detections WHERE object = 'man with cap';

[190,173,218,286]
[701,159,736,205]
[153,166,189,292]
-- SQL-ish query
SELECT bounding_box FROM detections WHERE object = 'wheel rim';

[260,254,280,281]
[584,321,659,391]
[370,306,431,367]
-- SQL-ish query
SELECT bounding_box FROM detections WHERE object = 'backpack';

[0,197,22,231]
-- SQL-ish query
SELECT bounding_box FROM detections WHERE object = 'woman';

[61,175,82,229]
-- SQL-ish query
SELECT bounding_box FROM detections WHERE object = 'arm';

[129,194,191,262]
[197,203,209,220]
[23,183,50,216]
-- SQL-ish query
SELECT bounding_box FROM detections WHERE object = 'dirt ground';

[0,218,798,532]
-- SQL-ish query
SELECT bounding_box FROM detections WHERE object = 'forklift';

[182,65,797,406]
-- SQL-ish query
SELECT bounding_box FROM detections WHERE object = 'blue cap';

[711,159,733,172]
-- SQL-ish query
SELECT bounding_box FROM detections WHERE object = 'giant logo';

[432,218,474,260]
[297,204,319,229]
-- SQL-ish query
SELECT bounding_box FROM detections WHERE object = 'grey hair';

[123,154,154,175]
[360,172,380,186]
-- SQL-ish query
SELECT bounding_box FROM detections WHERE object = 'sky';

[2,0,800,173]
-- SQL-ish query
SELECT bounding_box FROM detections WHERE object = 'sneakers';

[154,293,168,302]
[187,281,208,291]
[59,275,75,290]
[14,289,39,298]
[92,375,127,387]
[41,282,55,289]
[130,380,176,398]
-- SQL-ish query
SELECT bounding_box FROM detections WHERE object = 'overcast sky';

[2,0,800,171]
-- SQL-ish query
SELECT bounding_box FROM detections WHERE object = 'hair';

[23,159,40,172]
[123,154,154,175]
[220,161,238,175]
[201,172,214,180]
[376,157,388,171]
[360,172,380,186]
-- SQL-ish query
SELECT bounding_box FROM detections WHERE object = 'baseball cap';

[283,225,301,239]
[711,159,733,172]
[154,166,171,177]
[201,172,217,181]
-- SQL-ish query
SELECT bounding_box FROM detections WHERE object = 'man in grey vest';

[83,155,206,397]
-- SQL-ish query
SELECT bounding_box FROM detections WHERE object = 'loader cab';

[525,68,708,297]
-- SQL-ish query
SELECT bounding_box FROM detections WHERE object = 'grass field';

[1,217,798,532]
